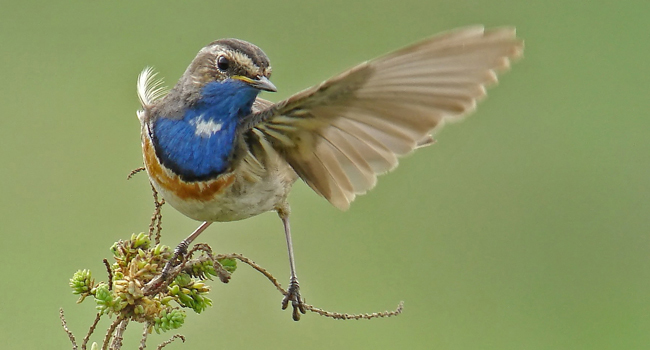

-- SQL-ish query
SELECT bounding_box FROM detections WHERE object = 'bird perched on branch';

[136,26,523,320]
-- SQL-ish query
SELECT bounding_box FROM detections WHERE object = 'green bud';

[218,258,237,273]
[153,244,169,256]
[174,273,192,287]
[177,291,195,309]
[93,283,114,313]
[110,242,121,257]
[153,308,185,333]
[132,232,150,249]
[70,269,94,295]
[191,294,212,314]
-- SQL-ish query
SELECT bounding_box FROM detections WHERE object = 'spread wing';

[242,26,524,210]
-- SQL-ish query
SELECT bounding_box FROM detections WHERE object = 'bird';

[136,26,523,321]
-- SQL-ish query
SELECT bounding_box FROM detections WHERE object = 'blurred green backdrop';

[1,0,648,349]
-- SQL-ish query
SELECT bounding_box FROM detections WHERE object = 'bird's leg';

[165,221,212,272]
[277,206,306,321]
[146,221,213,292]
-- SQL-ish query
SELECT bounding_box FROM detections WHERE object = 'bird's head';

[141,39,276,121]
[185,38,276,94]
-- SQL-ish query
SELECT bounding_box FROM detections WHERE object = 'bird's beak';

[233,75,277,92]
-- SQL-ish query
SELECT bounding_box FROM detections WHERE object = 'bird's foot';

[282,278,306,321]
[144,242,188,295]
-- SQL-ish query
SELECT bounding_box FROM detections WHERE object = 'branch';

[59,308,78,350]
[82,313,102,350]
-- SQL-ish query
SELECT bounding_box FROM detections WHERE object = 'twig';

[217,253,285,294]
[153,199,164,245]
[138,323,150,350]
[102,316,124,350]
[148,183,164,245]
[156,335,185,350]
[82,313,103,350]
[59,308,78,350]
[109,319,129,350]
[127,167,145,180]
[103,259,113,291]
[304,301,404,320]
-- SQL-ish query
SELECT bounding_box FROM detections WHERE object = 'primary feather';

[243,26,523,210]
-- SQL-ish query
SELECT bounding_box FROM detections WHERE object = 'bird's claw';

[144,243,187,295]
[282,279,306,321]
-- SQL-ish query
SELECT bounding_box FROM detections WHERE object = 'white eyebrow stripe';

[190,115,223,137]
[230,51,259,72]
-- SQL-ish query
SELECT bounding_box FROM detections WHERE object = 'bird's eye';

[217,56,230,71]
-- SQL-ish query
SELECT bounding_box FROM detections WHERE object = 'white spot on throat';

[190,115,223,137]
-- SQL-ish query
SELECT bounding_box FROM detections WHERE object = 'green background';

[1,1,648,349]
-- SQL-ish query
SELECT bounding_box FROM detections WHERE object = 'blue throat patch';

[152,80,260,182]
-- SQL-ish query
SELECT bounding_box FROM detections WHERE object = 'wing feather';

[329,120,398,173]
[315,128,377,192]
[245,26,523,209]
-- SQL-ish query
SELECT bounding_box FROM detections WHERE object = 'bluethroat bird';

[136,26,523,320]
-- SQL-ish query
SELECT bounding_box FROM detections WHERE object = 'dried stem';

[103,259,113,291]
[127,167,165,244]
[127,167,146,180]
[109,319,129,350]
[148,183,164,245]
[156,335,185,350]
[304,301,404,320]
[102,316,124,350]
[154,200,164,245]
[59,308,78,350]
[217,253,285,294]
[138,323,150,350]
[82,313,103,350]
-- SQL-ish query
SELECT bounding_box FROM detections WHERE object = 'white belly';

[154,168,294,222]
